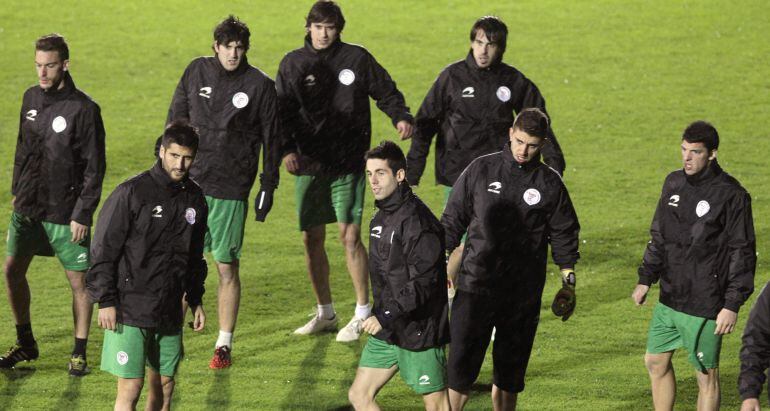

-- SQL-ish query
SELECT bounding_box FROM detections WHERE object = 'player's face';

[471,30,500,69]
[308,22,338,50]
[35,50,68,91]
[214,41,246,71]
[160,143,196,182]
[366,158,405,201]
[509,128,544,164]
[681,140,715,175]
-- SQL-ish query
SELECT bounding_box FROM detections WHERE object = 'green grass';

[0,0,769,409]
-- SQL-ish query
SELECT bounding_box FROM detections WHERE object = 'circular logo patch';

[496,86,511,102]
[523,188,541,205]
[117,351,129,365]
[338,69,355,86]
[52,116,67,133]
[696,200,710,217]
[185,208,196,225]
[232,92,249,109]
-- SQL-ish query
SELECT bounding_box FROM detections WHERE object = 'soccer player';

[276,1,414,342]
[348,141,449,410]
[1,34,106,376]
[739,281,770,411]
[87,123,207,411]
[633,121,756,411]
[166,15,281,368]
[442,108,579,410]
[405,16,565,295]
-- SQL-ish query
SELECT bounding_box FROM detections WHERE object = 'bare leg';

[338,223,368,306]
[4,255,34,326]
[348,366,398,410]
[491,384,518,411]
[645,351,676,411]
[695,368,720,411]
[449,388,470,411]
[145,368,175,411]
[65,270,92,339]
[216,260,240,334]
[303,225,332,305]
[115,377,144,411]
[422,389,451,411]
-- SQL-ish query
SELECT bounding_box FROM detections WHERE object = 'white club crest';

[338,69,355,86]
[52,116,67,133]
[232,92,249,109]
[26,109,38,121]
[185,208,196,225]
[523,188,541,206]
[117,351,129,365]
[696,200,710,217]
[496,86,511,102]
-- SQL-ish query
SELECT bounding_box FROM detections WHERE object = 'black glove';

[551,269,576,321]
[254,187,274,222]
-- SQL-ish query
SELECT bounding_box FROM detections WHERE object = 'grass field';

[0,0,769,409]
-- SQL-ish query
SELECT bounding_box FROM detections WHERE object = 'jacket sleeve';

[184,197,208,308]
[275,58,301,157]
[406,71,446,186]
[11,105,25,196]
[257,82,282,190]
[638,185,667,286]
[511,76,565,176]
[723,191,756,312]
[167,64,191,124]
[548,178,581,268]
[739,283,770,400]
[365,52,414,126]
[70,103,106,226]
[86,185,131,309]
[441,166,473,252]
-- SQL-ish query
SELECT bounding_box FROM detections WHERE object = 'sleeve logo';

[52,116,67,133]
[232,92,249,109]
[338,69,355,86]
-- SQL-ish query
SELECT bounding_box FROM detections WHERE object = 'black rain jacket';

[12,72,106,226]
[442,143,579,295]
[369,183,450,350]
[739,282,770,402]
[168,56,281,199]
[87,162,208,328]
[276,36,413,175]
[406,53,564,186]
[638,161,755,319]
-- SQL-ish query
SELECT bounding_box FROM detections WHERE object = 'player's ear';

[396,168,406,183]
[62,60,70,71]
[708,149,717,161]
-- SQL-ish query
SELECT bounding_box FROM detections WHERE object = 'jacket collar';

[41,71,75,104]
[464,51,501,73]
[502,142,541,174]
[150,161,189,192]
[303,34,342,57]
[213,55,249,77]
[375,182,412,214]
[685,160,722,186]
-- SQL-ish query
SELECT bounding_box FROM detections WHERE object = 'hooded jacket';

[167,56,281,199]
[276,37,413,176]
[87,162,208,328]
[369,183,450,350]
[406,53,564,186]
[12,72,106,226]
[739,281,770,402]
[638,161,755,319]
[442,143,580,295]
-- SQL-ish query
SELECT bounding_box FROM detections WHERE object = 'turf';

[0,0,768,409]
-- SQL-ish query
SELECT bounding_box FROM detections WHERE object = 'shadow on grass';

[205,369,231,408]
[280,336,333,409]
[49,376,82,411]
[0,367,36,407]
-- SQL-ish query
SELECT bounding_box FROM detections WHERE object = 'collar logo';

[185,208,196,225]
[496,86,511,102]
[152,205,163,218]
[26,109,38,121]
[462,86,475,98]
[371,225,382,238]
[696,200,710,217]
[338,69,355,86]
[232,92,249,109]
[487,181,502,194]
[198,87,212,98]
[523,188,542,205]
[668,194,680,207]
[52,116,67,133]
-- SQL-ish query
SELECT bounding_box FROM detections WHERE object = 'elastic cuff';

[724,300,741,313]
[98,300,116,309]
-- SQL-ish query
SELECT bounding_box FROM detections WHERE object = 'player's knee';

[303,230,325,250]
[340,230,361,252]
[348,385,372,408]
[644,354,671,376]
[697,369,720,393]
[3,259,26,282]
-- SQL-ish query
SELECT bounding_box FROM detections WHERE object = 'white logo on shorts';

[496,86,511,102]
[52,116,67,133]
[117,351,129,365]
[76,252,87,263]
[696,200,710,217]
[523,188,542,205]
[338,69,355,86]
[185,207,196,225]
[232,92,249,108]
[419,375,430,385]
[697,352,704,360]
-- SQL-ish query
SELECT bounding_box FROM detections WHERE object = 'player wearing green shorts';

[88,123,207,411]
[277,1,414,343]
[633,121,756,411]
[1,34,106,376]
[348,142,450,409]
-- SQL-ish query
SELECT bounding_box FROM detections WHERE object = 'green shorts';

[646,303,721,371]
[6,212,90,271]
[204,196,246,263]
[101,323,183,378]
[295,173,365,231]
[359,336,447,394]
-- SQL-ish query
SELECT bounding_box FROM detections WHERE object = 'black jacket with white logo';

[276,37,413,175]
[442,143,580,295]
[638,162,755,319]
[12,72,106,226]
[406,53,564,186]
[739,282,770,402]
[87,162,208,329]
[168,56,281,199]
[369,183,450,350]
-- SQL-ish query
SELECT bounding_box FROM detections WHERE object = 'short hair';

[213,15,250,51]
[365,141,406,175]
[682,120,719,151]
[305,1,346,32]
[512,108,550,139]
[162,121,199,152]
[36,34,69,61]
[470,16,508,55]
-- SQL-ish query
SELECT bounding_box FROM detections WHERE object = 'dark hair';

[512,108,549,139]
[213,15,250,51]
[162,121,199,152]
[305,1,346,32]
[682,120,719,151]
[365,141,406,175]
[470,16,508,55]
[36,34,69,61]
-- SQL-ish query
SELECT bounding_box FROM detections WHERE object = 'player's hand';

[632,284,650,305]
[362,316,382,335]
[190,305,205,331]
[98,307,117,330]
[70,220,89,243]
[396,120,414,140]
[283,153,301,175]
[740,398,761,411]
[715,308,737,335]
[551,269,576,321]
[10,196,15,207]
[254,187,274,222]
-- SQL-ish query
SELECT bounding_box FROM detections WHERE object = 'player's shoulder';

[339,41,370,57]
[536,162,566,185]
[714,168,750,197]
